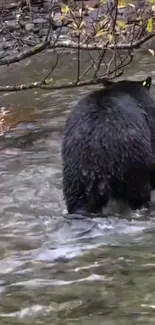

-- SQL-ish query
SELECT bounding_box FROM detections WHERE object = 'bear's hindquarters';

[117,167,151,210]
[62,163,110,215]
[62,93,153,216]
[62,144,152,216]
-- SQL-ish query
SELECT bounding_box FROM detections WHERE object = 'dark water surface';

[0,51,155,324]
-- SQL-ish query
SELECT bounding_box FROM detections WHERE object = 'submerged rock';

[25,22,35,31]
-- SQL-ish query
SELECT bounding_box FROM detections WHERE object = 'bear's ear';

[142,76,152,90]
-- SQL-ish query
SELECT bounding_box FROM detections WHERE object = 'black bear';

[61,77,155,215]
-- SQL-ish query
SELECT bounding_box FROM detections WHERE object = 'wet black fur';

[61,77,155,215]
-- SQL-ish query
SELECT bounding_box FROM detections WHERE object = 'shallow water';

[0,51,155,324]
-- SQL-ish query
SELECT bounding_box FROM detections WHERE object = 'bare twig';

[80,50,103,80]
[111,0,118,77]
[43,49,64,83]
[77,33,81,83]
[0,75,121,92]
[52,32,155,50]
[93,41,109,79]
[43,23,64,82]
[0,41,49,66]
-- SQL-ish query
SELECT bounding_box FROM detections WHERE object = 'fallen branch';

[0,76,121,92]
[0,41,50,66]
[54,32,155,51]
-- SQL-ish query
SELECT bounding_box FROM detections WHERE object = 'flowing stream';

[0,50,155,324]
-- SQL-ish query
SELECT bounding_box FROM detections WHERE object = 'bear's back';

[64,81,149,137]
[63,80,151,173]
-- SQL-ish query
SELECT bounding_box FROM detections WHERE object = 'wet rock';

[25,22,35,31]
[14,31,23,37]
[5,20,20,31]
[61,26,69,34]
[43,0,52,13]
[117,5,137,23]
[53,12,64,28]
[2,41,15,50]
[33,18,48,24]
[38,29,48,38]
[33,26,40,33]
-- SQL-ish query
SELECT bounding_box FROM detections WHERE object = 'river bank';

[0,0,154,61]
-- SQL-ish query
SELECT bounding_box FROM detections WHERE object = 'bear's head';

[102,76,152,91]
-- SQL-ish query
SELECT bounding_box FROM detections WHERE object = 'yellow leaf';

[87,6,95,12]
[58,15,65,22]
[136,15,143,26]
[100,0,105,4]
[148,48,155,55]
[117,20,127,29]
[44,78,53,85]
[95,29,104,37]
[61,5,70,14]
[136,15,142,21]
[117,0,127,8]
[96,22,101,33]
[71,22,78,29]
[117,5,126,8]
[79,21,85,29]
[147,18,153,33]
[107,33,113,42]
